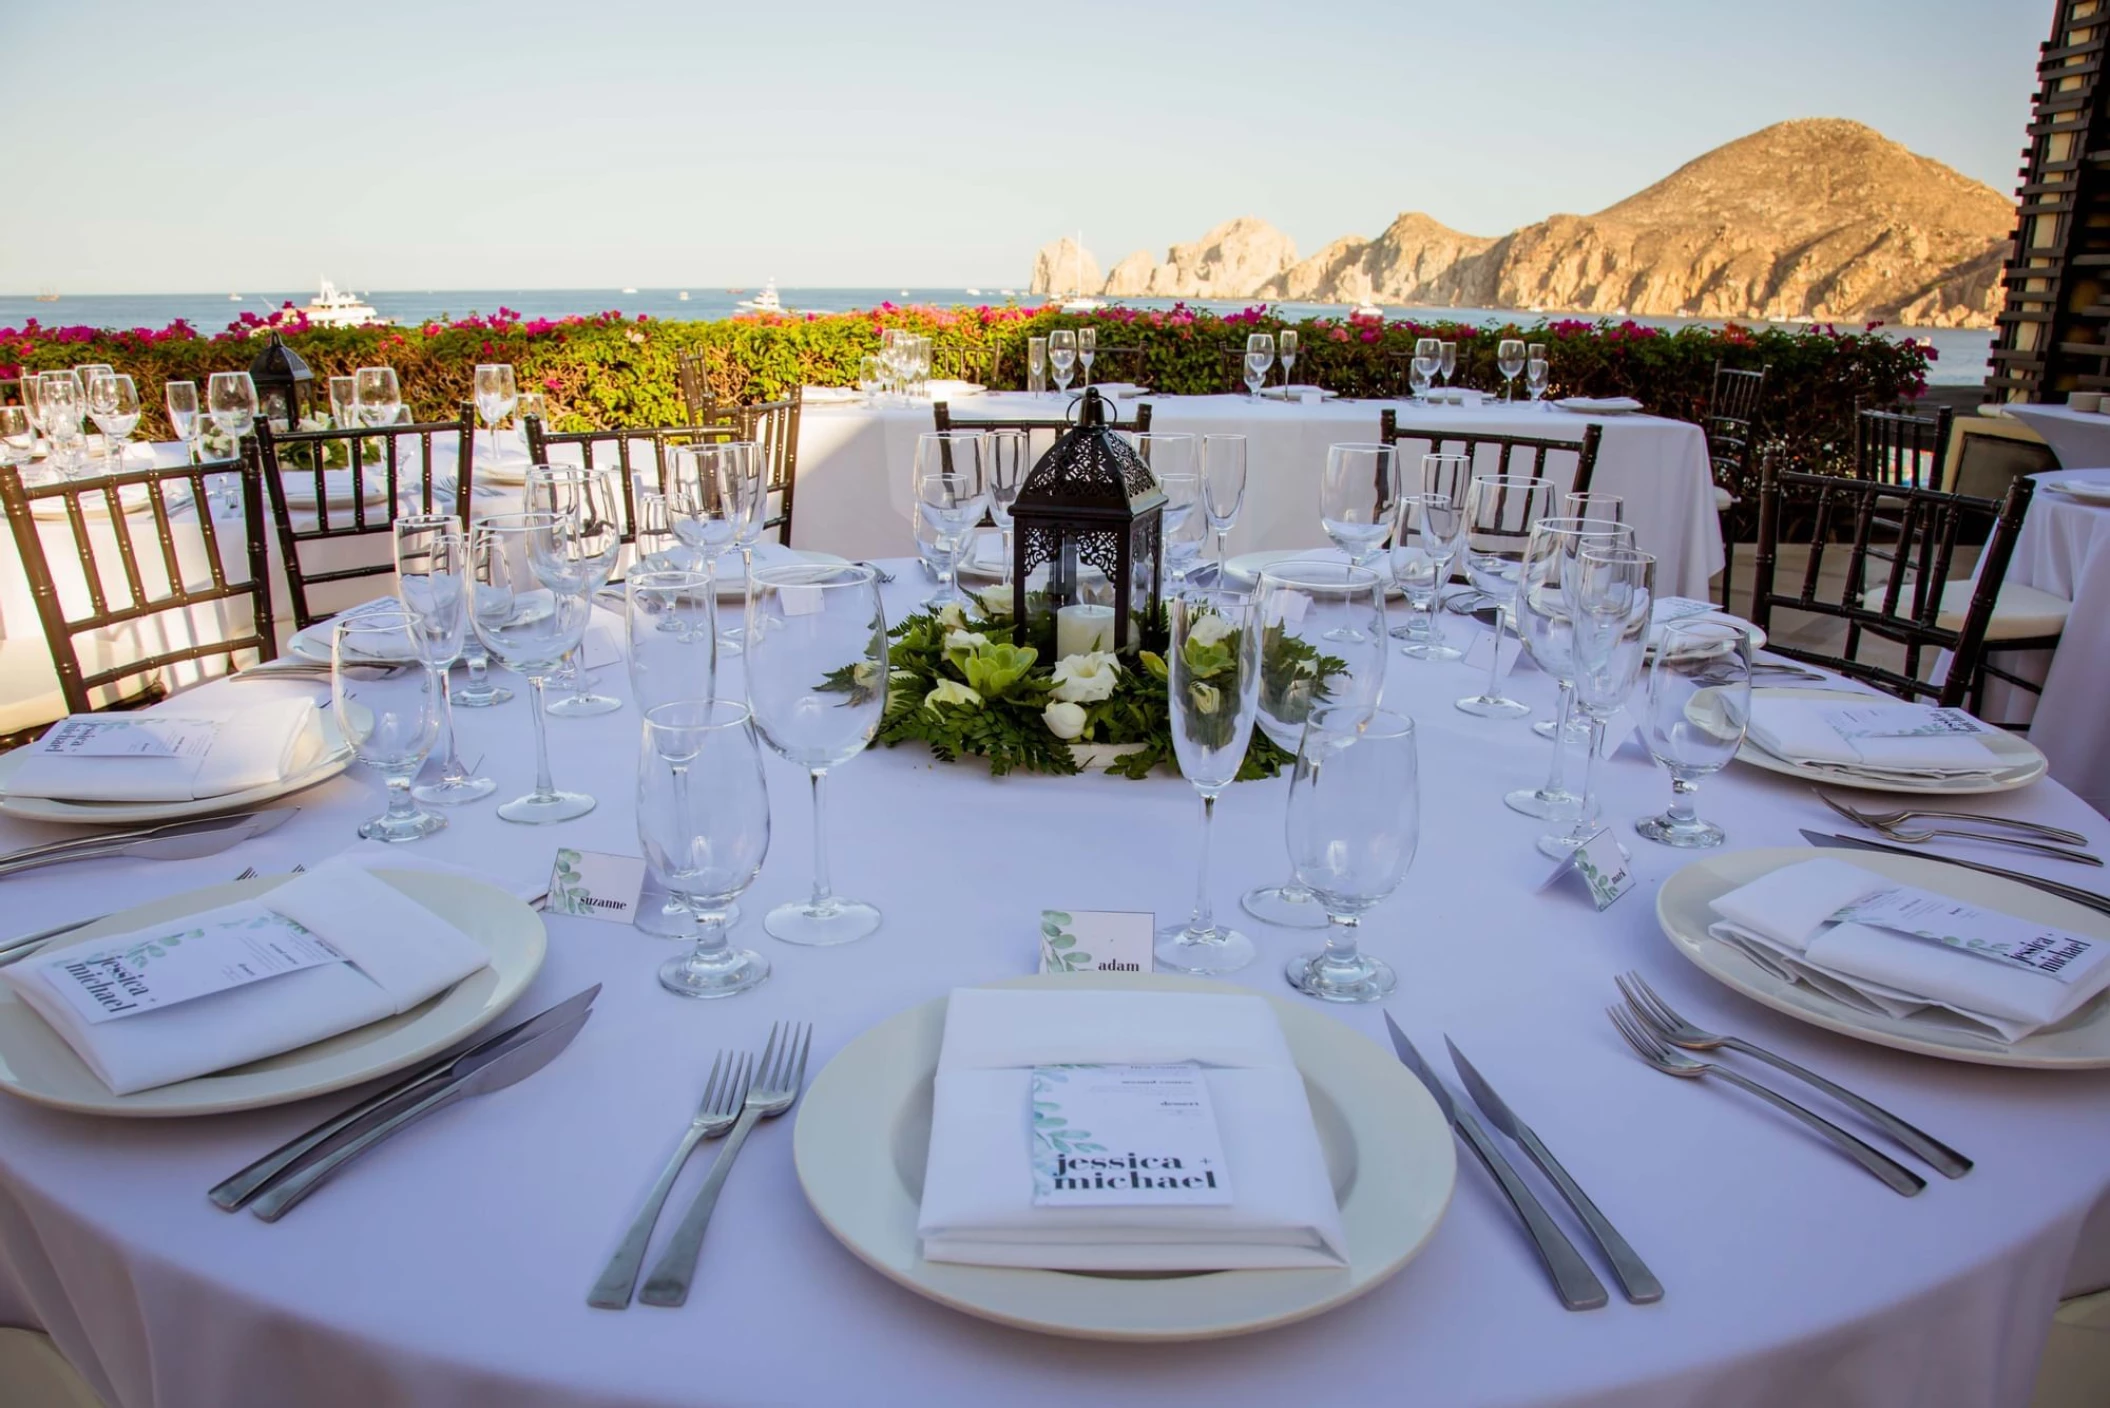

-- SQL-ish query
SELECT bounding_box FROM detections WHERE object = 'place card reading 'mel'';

[1038,910,1153,974]
[1030,1063,1232,1208]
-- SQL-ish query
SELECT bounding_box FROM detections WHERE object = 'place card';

[33,716,215,760]
[579,618,625,671]
[46,905,347,1025]
[545,848,647,925]
[1538,826,1635,910]
[1030,1063,1232,1207]
[1038,909,1153,974]
[1833,885,2110,984]
[1461,628,1524,679]
[1597,706,1643,760]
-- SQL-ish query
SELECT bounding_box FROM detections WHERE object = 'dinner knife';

[249,1004,595,1222]
[0,809,297,878]
[1445,1037,1663,1304]
[1800,830,2110,919]
[1383,1013,1608,1311]
[211,984,602,1211]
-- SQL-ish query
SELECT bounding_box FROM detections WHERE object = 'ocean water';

[0,287,1994,386]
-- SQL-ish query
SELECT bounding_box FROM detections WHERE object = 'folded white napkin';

[279,470,393,510]
[926,379,985,401]
[5,699,327,803]
[1,860,492,1093]
[1708,858,2110,1041]
[1556,396,1643,413]
[1745,698,2003,778]
[1647,596,1754,651]
[916,989,1348,1271]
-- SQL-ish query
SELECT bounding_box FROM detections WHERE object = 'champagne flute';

[1455,474,1554,719]
[328,375,357,429]
[1279,329,1299,386]
[1319,442,1398,570]
[1497,338,1526,402]
[745,563,887,946]
[332,608,447,842]
[1526,355,1551,408]
[394,518,497,805]
[164,379,202,463]
[1540,545,1655,858]
[1636,620,1751,848]
[470,512,597,824]
[353,366,401,426]
[1240,560,1387,931]
[914,430,987,608]
[1202,433,1248,569]
[87,373,139,472]
[1244,333,1274,400]
[1077,325,1096,389]
[1437,340,1457,391]
[1048,330,1077,394]
[718,439,772,656]
[638,700,772,997]
[985,428,1028,586]
[473,363,517,466]
[1505,517,1634,821]
[1028,335,1049,395]
[524,463,625,718]
[1285,706,1416,1003]
[1156,591,1264,974]
[1137,432,1200,586]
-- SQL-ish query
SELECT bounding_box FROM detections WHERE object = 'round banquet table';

[2004,404,2110,472]
[1,562,2108,1408]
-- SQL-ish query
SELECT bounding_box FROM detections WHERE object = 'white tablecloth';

[2005,405,2110,471]
[793,394,1724,597]
[1,565,2107,1407]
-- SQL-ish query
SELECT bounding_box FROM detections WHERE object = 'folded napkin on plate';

[279,470,393,510]
[916,988,1348,1271]
[5,699,326,803]
[0,860,492,1093]
[1708,858,2110,1041]
[1744,698,2003,778]
[970,533,1006,569]
[1556,396,1643,413]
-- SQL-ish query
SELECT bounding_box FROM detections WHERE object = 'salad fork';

[1814,792,2089,848]
[1817,793,2099,865]
[1607,1005,1924,1196]
[1616,972,1970,1178]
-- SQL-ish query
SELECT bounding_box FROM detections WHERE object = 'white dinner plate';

[793,971,1456,1342]
[0,715,354,824]
[278,473,394,511]
[1658,847,2110,1068]
[30,481,154,520]
[719,549,850,599]
[1219,549,1407,599]
[0,869,546,1115]
[1734,688,2047,794]
[2047,480,2110,506]
[1554,396,1643,415]
[801,386,865,405]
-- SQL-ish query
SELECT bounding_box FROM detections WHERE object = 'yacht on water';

[1057,230,1104,312]
[736,279,786,314]
[302,279,388,328]
[34,287,58,303]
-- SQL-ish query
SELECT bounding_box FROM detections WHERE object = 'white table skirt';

[1,564,2107,1408]
[2004,405,2110,471]
[792,393,1725,598]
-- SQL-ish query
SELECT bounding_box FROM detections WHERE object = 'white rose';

[925,679,982,709]
[934,603,970,632]
[1187,612,1234,648]
[1049,650,1122,703]
[1042,700,1088,740]
[943,629,988,655]
[975,584,1015,617]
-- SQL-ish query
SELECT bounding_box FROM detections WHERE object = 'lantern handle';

[1066,386,1109,428]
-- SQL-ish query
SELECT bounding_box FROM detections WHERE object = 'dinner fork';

[854,561,897,584]
[1607,1005,1924,1196]
[639,1022,812,1307]
[1816,793,2099,866]
[1616,972,1971,1179]
[1814,792,2089,847]
[588,1051,751,1310]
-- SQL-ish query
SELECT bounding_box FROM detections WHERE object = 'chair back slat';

[1855,405,1953,489]
[738,391,803,544]
[524,416,748,562]
[1379,410,1602,498]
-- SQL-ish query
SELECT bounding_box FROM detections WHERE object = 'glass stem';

[466,651,491,692]
[527,675,557,801]
[1573,716,1606,836]
[703,555,720,695]
[1323,913,1361,964]
[436,666,466,781]
[1481,602,1508,697]
[1542,682,1575,796]
[1190,792,1218,933]
[808,768,834,908]
[383,774,420,821]
[1667,774,1700,825]
[1001,526,1014,585]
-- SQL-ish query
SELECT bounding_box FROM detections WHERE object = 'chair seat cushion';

[1856,579,2072,642]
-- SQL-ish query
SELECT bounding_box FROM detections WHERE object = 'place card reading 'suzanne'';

[1030,1063,1231,1208]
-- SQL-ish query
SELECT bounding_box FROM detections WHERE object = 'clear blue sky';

[0,0,2050,293]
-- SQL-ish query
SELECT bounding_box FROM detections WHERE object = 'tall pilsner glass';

[470,513,596,824]
[1286,706,1417,1003]
[638,700,772,998]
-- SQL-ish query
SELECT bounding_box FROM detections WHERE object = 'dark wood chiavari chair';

[523,417,746,566]
[1379,410,1603,498]
[937,346,1000,384]
[1706,361,1770,607]
[1856,404,1955,489]
[737,391,802,547]
[932,398,1154,451]
[675,351,730,427]
[1088,345,1147,385]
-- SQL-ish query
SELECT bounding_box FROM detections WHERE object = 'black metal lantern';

[247,330,313,432]
[1010,388,1166,653]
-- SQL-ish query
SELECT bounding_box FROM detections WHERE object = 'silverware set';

[1816,791,2099,866]
[593,1020,812,1310]
[1801,828,2110,918]
[0,808,296,880]
[1608,971,1971,1195]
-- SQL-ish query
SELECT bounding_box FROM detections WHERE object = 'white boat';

[1352,302,1384,319]
[736,279,786,314]
[1056,229,1105,312]
[965,288,981,296]
[301,278,388,329]
[228,293,242,301]
[678,291,690,301]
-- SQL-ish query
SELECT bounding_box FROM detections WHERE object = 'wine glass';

[332,607,446,843]
[1048,330,1077,394]
[516,390,547,427]
[1156,590,1263,974]
[38,372,86,476]
[469,512,597,824]
[1285,706,1417,1003]
[745,562,887,946]
[1497,339,1526,401]
[1279,329,1299,386]
[524,463,625,718]
[1563,491,1623,523]
[1202,433,1248,569]
[1077,325,1096,389]
[1137,432,1200,585]
[1392,453,1470,658]
[985,428,1028,585]
[666,441,756,665]
[857,354,885,402]
[1526,355,1551,408]
[1240,559,1388,931]
[353,366,401,426]
[1412,337,1440,402]
[1455,474,1555,719]
[473,363,517,467]
[627,569,718,711]
[1319,442,1398,569]
[1244,333,1274,400]
[1437,340,1457,391]
[1540,545,1655,858]
[1505,517,1634,821]
[1027,336,1049,395]
[914,431,987,609]
[86,373,139,472]
[205,372,256,468]
[638,699,772,997]
[328,375,357,429]
[718,441,773,655]
[1636,620,1751,848]
[0,406,30,470]
[163,380,201,465]
[393,519,497,806]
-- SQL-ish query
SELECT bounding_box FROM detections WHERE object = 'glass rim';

[626,567,714,590]
[916,429,987,443]
[641,698,751,734]
[333,607,414,634]
[471,510,564,534]
[394,512,457,533]
[1470,471,1551,487]
[1657,618,1747,646]
[1576,544,1657,566]
[1133,431,1197,442]
[1255,558,1386,590]
[750,561,878,589]
[524,461,618,483]
[1531,515,1630,538]
[1305,703,1415,741]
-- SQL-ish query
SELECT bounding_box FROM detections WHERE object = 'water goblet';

[0,406,30,469]
[1526,355,1550,407]
[332,608,447,842]
[1077,325,1096,388]
[1319,442,1398,570]
[1244,333,1274,399]
[353,366,401,427]
[87,373,140,473]
[1636,620,1751,848]
[1505,517,1633,820]
[666,442,756,647]
[1048,330,1077,394]
[1202,433,1248,569]
[525,463,625,718]
[205,372,256,484]
[1497,338,1526,401]
[1455,473,1555,719]
[1391,492,1466,660]
[1279,329,1299,385]
[473,363,517,467]
[39,373,86,476]
[1409,353,1436,402]
[328,375,357,429]
[1285,706,1417,1003]
[394,518,497,805]
[914,430,987,609]
[745,563,887,947]
[857,354,885,403]
[1156,590,1263,974]
[985,428,1028,585]
[470,512,597,824]
[638,700,772,997]
[1540,545,1655,858]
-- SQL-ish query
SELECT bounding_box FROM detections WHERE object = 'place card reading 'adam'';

[1038,910,1153,974]
[1030,1063,1232,1208]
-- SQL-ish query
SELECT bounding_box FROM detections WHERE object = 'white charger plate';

[1735,687,2047,795]
[0,715,354,824]
[793,971,1456,1341]
[2047,480,2110,506]
[0,869,546,1115]
[279,474,394,511]
[30,482,155,520]
[1658,847,2110,1068]
[1219,548,1407,600]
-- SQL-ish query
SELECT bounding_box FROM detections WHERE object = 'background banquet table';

[2004,404,2110,471]
[2,564,2108,1408]
[793,392,1725,597]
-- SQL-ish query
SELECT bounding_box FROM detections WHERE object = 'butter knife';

[1384,1014,1608,1310]
[1446,1037,1662,1304]
[1800,830,2110,918]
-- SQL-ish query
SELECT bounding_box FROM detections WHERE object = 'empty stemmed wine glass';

[1533,493,1627,740]
[38,373,86,477]
[857,355,885,403]
[1506,517,1634,821]
[470,512,598,824]
[1438,340,1458,392]
[205,371,256,490]
[665,441,755,665]
[393,518,497,806]
[353,366,401,426]
[163,380,202,464]
[984,428,1028,586]
[1243,333,1274,400]
[1077,325,1096,389]
[473,363,516,467]
[1497,339,1527,401]
[1027,336,1049,395]
[1455,474,1555,719]
[332,607,446,843]
[1412,337,1440,402]
[1202,433,1248,570]
[86,373,139,472]
[1240,560,1388,931]
[745,563,888,946]
[1319,442,1398,571]
[1285,706,1417,1003]
[1279,329,1299,387]
[1526,352,1551,408]
[1540,545,1655,858]
[1391,452,1470,658]
[914,431,987,609]
[626,569,721,940]
[0,406,30,473]
[638,700,773,997]
[1048,330,1077,395]
[715,444,772,656]
[1137,432,1201,586]
[1636,620,1751,848]
[1156,590,1263,974]
[524,463,625,718]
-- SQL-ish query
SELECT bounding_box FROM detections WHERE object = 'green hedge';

[5,303,1932,493]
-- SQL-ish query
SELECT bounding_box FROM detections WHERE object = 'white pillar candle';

[1055,603,1116,659]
